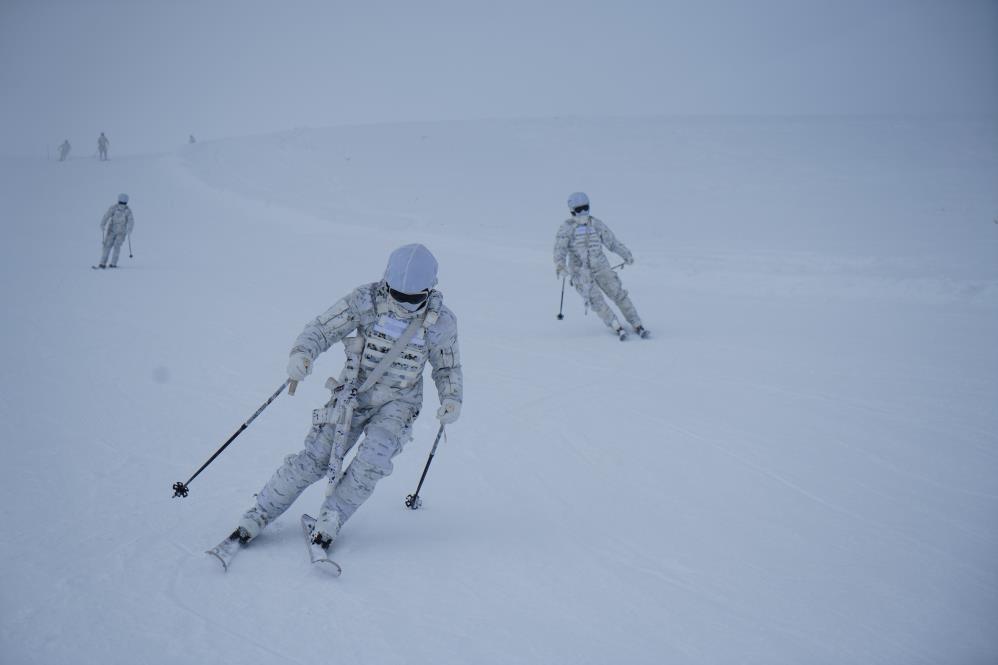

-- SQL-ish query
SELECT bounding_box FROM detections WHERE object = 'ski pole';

[404,424,446,510]
[172,379,292,498]
[557,276,566,320]
[128,235,133,259]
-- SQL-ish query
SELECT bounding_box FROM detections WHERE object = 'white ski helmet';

[118,193,129,204]
[567,192,589,214]
[384,243,438,294]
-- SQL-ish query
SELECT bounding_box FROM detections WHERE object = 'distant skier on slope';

[97,132,109,160]
[226,243,463,559]
[58,139,71,161]
[553,192,649,340]
[96,193,133,268]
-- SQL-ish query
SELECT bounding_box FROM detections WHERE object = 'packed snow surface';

[1,116,996,664]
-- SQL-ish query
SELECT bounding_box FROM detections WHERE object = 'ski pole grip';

[288,380,298,396]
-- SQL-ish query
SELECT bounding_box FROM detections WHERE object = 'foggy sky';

[1,0,995,156]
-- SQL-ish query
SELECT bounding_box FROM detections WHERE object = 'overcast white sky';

[1,0,995,155]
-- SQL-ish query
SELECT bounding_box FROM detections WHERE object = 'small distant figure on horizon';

[97,133,110,161]
[96,193,134,269]
[188,134,196,144]
[58,139,71,161]
[554,192,649,341]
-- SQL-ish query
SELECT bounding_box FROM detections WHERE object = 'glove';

[624,255,635,266]
[287,352,312,382]
[436,398,461,425]
[555,263,567,280]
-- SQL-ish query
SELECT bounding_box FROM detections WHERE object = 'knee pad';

[294,449,328,482]
[354,426,402,476]
[269,450,325,495]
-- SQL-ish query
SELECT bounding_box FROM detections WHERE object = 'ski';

[301,514,342,576]
[206,529,247,571]
[91,265,104,270]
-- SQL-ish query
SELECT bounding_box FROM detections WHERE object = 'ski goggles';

[388,287,429,306]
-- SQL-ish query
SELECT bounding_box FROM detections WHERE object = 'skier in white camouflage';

[97,132,109,160]
[554,192,649,340]
[97,193,134,268]
[230,243,463,556]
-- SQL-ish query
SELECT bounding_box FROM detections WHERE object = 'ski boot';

[634,325,650,339]
[311,508,342,552]
[615,325,629,341]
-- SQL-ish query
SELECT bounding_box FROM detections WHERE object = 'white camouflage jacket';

[101,204,134,236]
[290,282,462,408]
[553,214,633,276]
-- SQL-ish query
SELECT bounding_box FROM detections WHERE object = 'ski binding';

[301,514,342,576]
[206,529,246,571]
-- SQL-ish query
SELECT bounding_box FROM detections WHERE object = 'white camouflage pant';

[100,230,126,266]
[573,267,643,330]
[238,398,417,541]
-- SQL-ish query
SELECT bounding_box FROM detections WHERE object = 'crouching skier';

[213,244,462,571]
[554,192,649,340]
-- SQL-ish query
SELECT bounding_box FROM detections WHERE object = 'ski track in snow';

[165,544,310,665]
[655,413,995,581]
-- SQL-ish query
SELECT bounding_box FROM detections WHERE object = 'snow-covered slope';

[1,116,996,664]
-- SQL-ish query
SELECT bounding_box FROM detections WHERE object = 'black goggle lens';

[389,287,429,305]
[572,204,590,214]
